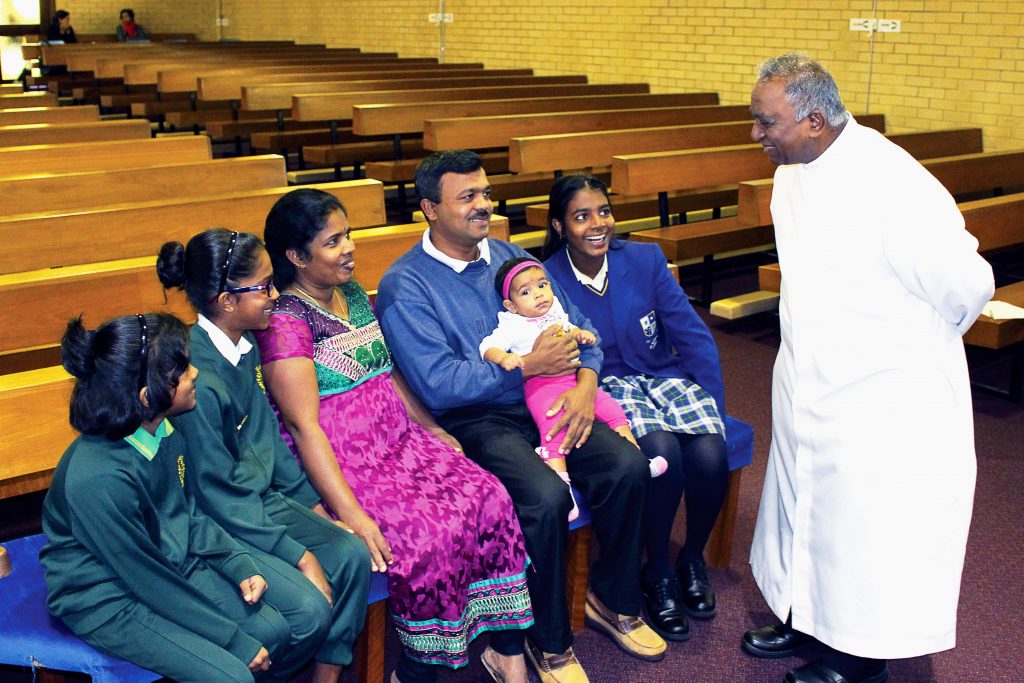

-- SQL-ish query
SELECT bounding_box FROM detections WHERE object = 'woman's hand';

[239,575,268,605]
[248,647,271,673]
[344,510,393,572]
[429,426,463,452]
[297,550,333,605]
[545,370,599,453]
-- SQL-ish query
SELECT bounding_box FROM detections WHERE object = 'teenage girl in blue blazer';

[542,174,728,644]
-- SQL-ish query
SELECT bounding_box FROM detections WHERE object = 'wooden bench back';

[0,217,513,498]
[0,119,151,148]
[0,156,288,215]
[239,71,569,110]
[151,57,439,92]
[351,93,722,136]
[295,83,656,124]
[507,116,882,176]
[738,149,1024,226]
[612,128,984,196]
[0,92,58,107]
[0,136,211,177]
[209,67,518,103]
[238,67,523,110]
[0,216,510,373]
[426,103,753,153]
[0,180,387,274]
[0,106,99,126]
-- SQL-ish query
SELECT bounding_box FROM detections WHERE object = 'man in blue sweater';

[376,150,663,683]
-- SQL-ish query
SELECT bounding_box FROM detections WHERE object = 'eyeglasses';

[136,314,149,391]
[216,231,239,295]
[224,281,276,297]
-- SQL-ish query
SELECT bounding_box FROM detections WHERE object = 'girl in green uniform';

[157,229,371,683]
[41,313,284,682]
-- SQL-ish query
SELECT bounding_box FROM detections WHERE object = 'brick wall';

[74,0,1020,151]
[61,1,1015,150]
[57,1,219,41]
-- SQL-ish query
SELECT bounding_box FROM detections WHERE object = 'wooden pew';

[0,216,510,376]
[612,128,984,224]
[0,119,152,147]
[0,106,99,126]
[146,56,439,93]
[193,75,594,148]
[0,156,288,215]
[312,93,723,178]
[207,66,527,104]
[736,148,1024,228]
[240,68,533,111]
[0,92,58,108]
[152,68,523,126]
[425,103,750,153]
[0,135,211,176]
[0,180,387,274]
[295,83,661,126]
[510,114,885,175]
[613,128,983,305]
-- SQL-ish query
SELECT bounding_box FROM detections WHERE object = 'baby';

[480,257,665,521]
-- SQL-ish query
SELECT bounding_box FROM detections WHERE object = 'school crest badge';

[640,311,658,350]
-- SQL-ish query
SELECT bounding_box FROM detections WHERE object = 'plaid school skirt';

[600,374,725,439]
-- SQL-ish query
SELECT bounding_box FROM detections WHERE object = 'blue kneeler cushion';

[0,533,160,683]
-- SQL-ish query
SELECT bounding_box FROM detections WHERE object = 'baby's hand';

[501,353,525,371]
[573,328,597,345]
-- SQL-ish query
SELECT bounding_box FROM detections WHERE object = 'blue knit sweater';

[375,238,602,414]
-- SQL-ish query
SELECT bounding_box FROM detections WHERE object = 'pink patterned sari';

[255,283,532,667]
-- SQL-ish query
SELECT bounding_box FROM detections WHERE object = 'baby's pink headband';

[502,261,543,301]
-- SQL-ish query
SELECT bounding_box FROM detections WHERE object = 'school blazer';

[545,240,726,415]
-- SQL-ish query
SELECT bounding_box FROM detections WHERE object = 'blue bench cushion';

[0,534,160,682]
[724,415,755,472]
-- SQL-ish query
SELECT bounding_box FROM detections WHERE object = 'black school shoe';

[641,576,691,641]
[741,621,815,658]
[784,659,889,683]
[675,556,717,619]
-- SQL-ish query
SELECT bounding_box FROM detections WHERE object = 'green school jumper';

[174,322,370,670]
[41,422,289,683]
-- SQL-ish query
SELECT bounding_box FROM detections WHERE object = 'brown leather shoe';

[584,590,667,662]
[525,641,589,683]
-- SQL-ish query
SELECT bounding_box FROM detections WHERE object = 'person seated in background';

[46,10,77,43]
[116,8,147,41]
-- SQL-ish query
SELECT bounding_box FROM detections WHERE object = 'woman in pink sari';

[255,188,532,683]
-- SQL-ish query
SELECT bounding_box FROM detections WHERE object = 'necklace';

[291,283,349,318]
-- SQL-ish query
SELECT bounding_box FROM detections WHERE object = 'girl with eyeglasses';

[157,229,371,683]
[40,313,283,682]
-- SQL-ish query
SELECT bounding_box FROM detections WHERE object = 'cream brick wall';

[84,0,1019,151]
[57,1,219,41]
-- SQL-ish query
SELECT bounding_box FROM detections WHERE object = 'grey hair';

[757,53,848,128]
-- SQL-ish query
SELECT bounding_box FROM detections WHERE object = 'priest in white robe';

[742,53,994,683]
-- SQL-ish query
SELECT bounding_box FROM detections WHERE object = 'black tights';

[637,430,728,582]
[394,630,523,683]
